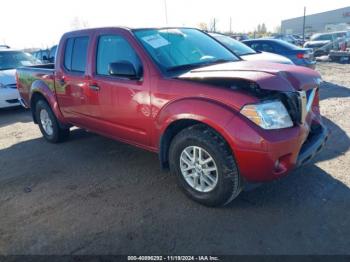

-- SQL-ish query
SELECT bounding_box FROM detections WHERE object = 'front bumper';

[300,60,317,69]
[296,124,329,167]
[0,87,20,108]
[225,112,328,183]
[305,62,317,70]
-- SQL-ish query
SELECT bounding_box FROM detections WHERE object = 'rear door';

[55,35,92,126]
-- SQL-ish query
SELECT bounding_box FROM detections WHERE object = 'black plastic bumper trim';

[296,124,329,167]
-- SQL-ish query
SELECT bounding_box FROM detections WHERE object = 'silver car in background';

[0,50,40,108]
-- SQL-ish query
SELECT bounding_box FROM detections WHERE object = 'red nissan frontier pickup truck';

[16,27,328,206]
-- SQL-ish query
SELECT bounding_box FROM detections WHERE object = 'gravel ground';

[0,62,349,255]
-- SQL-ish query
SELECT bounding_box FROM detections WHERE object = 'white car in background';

[0,50,40,108]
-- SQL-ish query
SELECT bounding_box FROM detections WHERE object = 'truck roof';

[63,26,199,36]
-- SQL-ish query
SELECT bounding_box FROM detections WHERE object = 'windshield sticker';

[142,34,170,48]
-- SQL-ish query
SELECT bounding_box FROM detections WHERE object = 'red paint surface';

[17,28,324,182]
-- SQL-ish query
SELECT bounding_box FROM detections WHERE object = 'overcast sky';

[1,0,349,48]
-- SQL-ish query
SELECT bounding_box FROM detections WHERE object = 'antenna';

[164,0,168,25]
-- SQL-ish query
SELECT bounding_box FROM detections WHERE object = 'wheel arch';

[157,98,238,169]
[29,80,68,126]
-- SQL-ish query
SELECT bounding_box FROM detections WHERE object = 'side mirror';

[108,61,140,80]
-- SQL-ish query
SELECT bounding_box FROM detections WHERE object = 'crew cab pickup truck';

[16,27,328,206]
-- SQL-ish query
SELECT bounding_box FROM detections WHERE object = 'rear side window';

[64,37,89,73]
[96,35,142,76]
[261,43,275,53]
[64,39,74,70]
[250,43,261,51]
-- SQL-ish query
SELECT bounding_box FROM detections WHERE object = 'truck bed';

[16,63,56,108]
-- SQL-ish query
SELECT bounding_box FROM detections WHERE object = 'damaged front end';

[176,75,317,129]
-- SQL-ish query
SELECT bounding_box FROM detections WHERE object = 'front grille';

[282,87,318,125]
[306,88,317,112]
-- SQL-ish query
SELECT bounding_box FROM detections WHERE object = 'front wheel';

[169,124,242,207]
[35,100,69,143]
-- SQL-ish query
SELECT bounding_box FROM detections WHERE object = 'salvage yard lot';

[0,63,349,255]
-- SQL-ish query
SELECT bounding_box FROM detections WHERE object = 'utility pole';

[164,0,168,25]
[302,6,306,41]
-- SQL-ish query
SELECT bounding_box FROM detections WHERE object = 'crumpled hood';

[0,69,16,85]
[177,61,321,92]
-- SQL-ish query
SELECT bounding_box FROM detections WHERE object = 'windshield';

[133,28,239,72]
[0,51,40,70]
[211,34,256,56]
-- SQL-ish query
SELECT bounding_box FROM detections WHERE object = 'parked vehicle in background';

[17,27,328,206]
[32,45,57,63]
[47,45,57,63]
[0,45,10,49]
[291,34,305,45]
[0,50,40,108]
[229,34,250,41]
[243,39,316,69]
[210,33,293,64]
[304,31,350,56]
[32,49,50,63]
[270,34,301,45]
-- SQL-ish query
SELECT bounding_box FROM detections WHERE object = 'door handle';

[89,85,100,91]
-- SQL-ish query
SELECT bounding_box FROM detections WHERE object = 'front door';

[87,33,151,146]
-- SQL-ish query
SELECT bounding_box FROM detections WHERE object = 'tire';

[169,124,242,207]
[35,100,70,143]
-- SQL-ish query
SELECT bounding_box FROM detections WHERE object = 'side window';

[251,43,261,51]
[50,46,57,60]
[96,35,142,76]
[64,37,89,73]
[261,43,274,53]
[64,39,74,70]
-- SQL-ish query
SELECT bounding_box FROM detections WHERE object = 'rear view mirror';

[108,61,140,80]
[42,55,48,61]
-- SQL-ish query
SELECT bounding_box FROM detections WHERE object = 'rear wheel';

[169,124,242,207]
[35,100,69,143]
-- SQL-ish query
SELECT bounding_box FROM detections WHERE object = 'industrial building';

[281,6,350,35]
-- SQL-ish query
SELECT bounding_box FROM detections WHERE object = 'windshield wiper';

[167,59,232,72]
[167,63,203,72]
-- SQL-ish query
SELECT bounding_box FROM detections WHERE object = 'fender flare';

[155,98,239,168]
[30,80,67,125]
